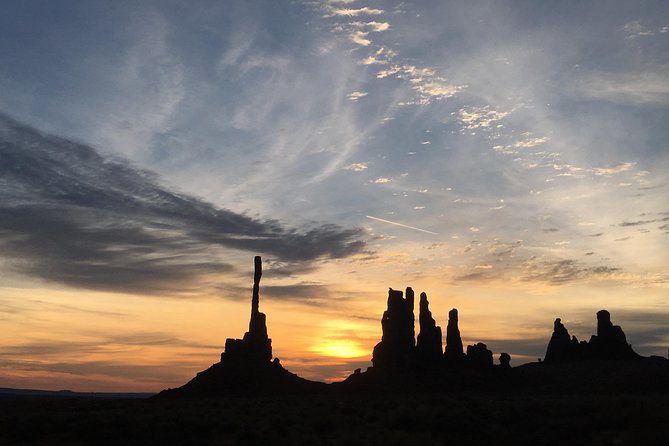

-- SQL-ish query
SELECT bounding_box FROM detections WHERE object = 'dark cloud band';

[0,113,365,294]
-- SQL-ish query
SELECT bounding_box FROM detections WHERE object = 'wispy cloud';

[351,21,390,32]
[493,135,549,154]
[622,20,655,39]
[349,30,371,46]
[344,162,369,171]
[347,91,368,101]
[593,162,636,176]
[456,106,510,130]
[328,7,384,17]
[378,64,466,104]
[359,47,395,65]
[574,71,669,105]
[455,256,622,286]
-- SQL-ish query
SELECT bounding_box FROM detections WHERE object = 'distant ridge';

[0,388,153,399]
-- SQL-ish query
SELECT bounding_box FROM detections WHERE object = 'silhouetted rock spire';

[371,287,416,370]
[223,256,272,363]
[444,308,465,363]
[545,318,580,363]
[161,256,323,397]
[416,292,443,365]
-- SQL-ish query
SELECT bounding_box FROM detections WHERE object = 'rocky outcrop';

[371,287,416,371]
[444,308,465,363]
[544,310,640,364]
[499,352,511,369]
[466,342,493,368]
[544,318,581,363]
[587,310,639,360]
[415,292,443,365]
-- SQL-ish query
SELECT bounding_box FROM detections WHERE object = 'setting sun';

[309,341,368,359]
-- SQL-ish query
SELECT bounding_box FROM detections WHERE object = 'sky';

[1,0,668,392]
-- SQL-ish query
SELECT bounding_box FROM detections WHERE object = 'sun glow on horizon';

[308,340,368,359]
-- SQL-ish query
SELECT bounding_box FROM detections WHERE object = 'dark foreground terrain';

[1,392,668,446]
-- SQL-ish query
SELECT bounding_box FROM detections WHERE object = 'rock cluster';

[370,286,501,374]
[161,262,665,398]
[544,310,640,363]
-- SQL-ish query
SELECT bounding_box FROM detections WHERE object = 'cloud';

[263,283,334,305]
[349,30,371,46]
[0,113,365,294]
[377,64,466,104]
[620,219,656,227]
[373,177,391,184]
[453,236,624,286]
[481,337,550,360]
[456,106,510,130]
[619,216,669,227]
[351,21,390,32]
[622,20,654,39]
[359,49,391,65]
[574,71,669,105]
[344,162,369,171]
[376,65,402,79]
[521,259,620,285]
[216,280,350,307]
[593,162,636,176]
[346,21,390,48]
[346,91,368,102]
[492,134,550,156]
[329,7,384,17]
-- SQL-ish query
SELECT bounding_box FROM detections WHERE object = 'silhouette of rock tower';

[415,292,443,365]
[223,256,272,363]
[444,308,465,363]
[371,287,416,370]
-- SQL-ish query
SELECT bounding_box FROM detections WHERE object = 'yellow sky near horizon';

[2,257,667,392]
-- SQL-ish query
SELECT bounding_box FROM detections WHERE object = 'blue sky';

[1,0,668,389]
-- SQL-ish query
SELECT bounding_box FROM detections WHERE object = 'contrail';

[366,215,438,235]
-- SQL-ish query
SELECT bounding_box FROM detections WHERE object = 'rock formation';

[160,256,323,397]
[371,287,416,371]
[444,308,465,363]
[544,318,581,363]
[466,342,493,368]
[415,292,443,365]
[587,310,639,360]
[499,352,511,369]
[223,256,272,364]
[544,310,640,364]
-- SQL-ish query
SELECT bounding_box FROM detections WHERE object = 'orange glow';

[309,340,368,359]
